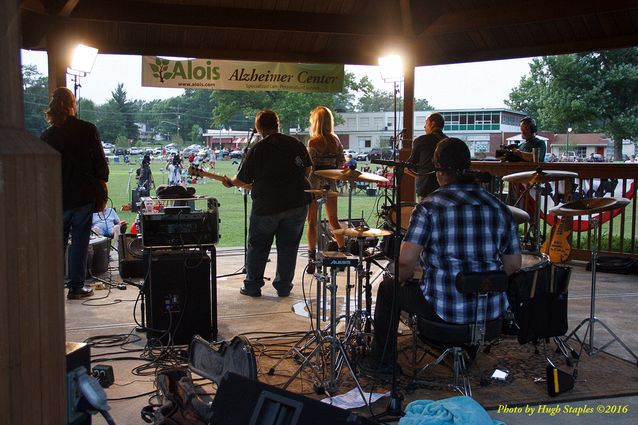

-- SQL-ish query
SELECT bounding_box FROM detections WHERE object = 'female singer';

[306,106,346,273]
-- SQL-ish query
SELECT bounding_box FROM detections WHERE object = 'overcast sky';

[21,50,534,110]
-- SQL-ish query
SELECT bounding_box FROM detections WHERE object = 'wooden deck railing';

[471,161,638,261]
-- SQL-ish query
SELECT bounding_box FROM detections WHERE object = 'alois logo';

[148,57,220,83]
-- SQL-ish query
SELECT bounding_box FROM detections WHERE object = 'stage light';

[67,43,98,104]
[378,54,403,82]
[68,43,98,75]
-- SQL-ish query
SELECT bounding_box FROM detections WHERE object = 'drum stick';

[530,270,538,298]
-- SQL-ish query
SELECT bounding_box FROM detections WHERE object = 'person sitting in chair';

[92,207,126,240]
[365,138,522,372]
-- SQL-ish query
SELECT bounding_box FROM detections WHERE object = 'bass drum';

[507,251,570,344]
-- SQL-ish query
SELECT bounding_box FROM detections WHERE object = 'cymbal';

[304,189,340,198]
[333,226,393,238]
[508,205,530,224]
[502,169,578,184]
[550,197,630,216]
[314,169,389,184]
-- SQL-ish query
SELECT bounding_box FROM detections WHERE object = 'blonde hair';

[45,87,76,126]
[309,106,341,153]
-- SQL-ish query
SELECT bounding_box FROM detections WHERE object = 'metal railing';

[471,161,638,260]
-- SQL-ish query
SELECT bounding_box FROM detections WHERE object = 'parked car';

[114,147,129,156]
[343,149,357,157]
[368,148,393,160]
[229,149,243,159]
[129,146,143,155]
[355,152,369,161]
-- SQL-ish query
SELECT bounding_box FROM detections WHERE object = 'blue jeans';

[244,204,308,293]
[63,203,93,289]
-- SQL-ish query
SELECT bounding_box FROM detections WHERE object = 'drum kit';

[269,168,393,402]
[270,163,636,400]
[502,168,637,364]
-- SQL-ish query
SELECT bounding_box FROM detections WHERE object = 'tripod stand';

[555,199,638,364]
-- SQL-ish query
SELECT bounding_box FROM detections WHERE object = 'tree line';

[23,47,638,159]
[22,67,433,147]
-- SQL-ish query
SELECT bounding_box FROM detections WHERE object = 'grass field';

[106,157,388,247]
[105,157,637,252]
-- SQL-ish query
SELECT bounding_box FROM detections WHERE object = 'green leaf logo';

[148,57,173,83]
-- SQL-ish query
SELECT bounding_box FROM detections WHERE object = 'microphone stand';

[220,129,256,278]
[372,155,405,417]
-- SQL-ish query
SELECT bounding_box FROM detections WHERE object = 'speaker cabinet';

[131,188,140,212]
[118,234,145,278]
[211,373,374,425]
[143,250,212,344]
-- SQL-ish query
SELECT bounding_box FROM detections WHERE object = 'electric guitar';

[188,165,252,190]
[542,187,575,263]
[188,165,228,184]
[542,217,572,263]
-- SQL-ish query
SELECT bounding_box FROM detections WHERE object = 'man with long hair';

[41,87,109,299]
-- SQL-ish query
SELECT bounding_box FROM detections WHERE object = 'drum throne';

[406,271,509,396]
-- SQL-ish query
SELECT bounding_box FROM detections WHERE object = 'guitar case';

[586,255,637,274]
[143,335,257,424]
[188,335,257,385]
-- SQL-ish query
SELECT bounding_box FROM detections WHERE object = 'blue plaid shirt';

[404,183,521,324]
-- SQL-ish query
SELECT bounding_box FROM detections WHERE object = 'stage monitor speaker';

[144,250,212,344]
[211,372,374,425]
[118,234,145,278]
[65,235,110,279]
[131,188,140,212]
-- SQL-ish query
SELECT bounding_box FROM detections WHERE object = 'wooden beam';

[422,0,638,36]
[68,0,404,37]
[43,0,80,17]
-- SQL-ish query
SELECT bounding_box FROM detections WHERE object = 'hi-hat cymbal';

[304,189,340,198]
[508,205,530,224]
[314,169,389,184]
[333,227,393,238]
[502,169,578,184]
[550,197,630,217]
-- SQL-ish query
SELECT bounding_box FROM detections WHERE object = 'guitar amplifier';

[141,207,219,249]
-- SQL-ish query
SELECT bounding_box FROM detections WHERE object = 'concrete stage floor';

[66,245,638,425]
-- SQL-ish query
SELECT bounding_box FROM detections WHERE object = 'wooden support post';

[0,2,66,424]
[400,60,415,203]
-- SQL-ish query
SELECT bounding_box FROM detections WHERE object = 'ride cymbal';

[502,169,578,184]
[314,169,389,184]
[332,227,393,238]
[550,197,630,217]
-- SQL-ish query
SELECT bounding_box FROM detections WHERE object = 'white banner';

[142,56,344,92]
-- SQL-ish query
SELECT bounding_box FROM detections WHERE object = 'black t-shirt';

[407,130,447,198]
[237,133,312,215]
[41,116,109,209]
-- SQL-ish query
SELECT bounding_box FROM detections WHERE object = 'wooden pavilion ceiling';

[20,0,638,66]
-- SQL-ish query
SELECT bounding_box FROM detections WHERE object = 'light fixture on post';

[377,53,404,417]
[379,54,403,160]
[566,127,573,160]
[67,43,99,99]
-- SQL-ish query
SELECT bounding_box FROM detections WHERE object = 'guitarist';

[41,87,109,300]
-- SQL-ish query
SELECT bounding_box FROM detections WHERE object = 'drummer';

[363,138,522,373]
[305,106,346,274]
